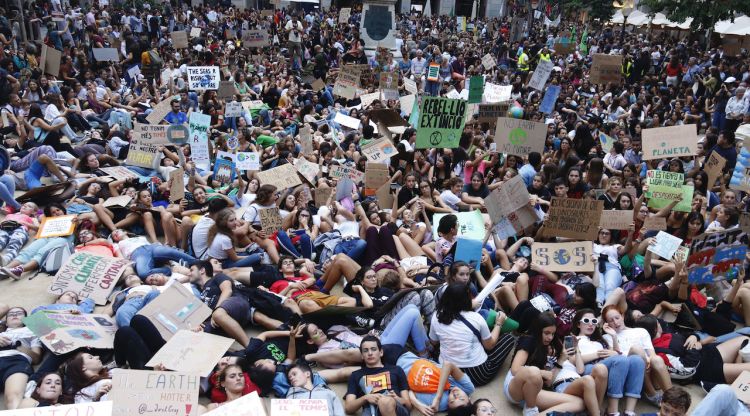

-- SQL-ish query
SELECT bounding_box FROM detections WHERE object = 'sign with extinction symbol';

[429,131,442,146]
[416,97,467,149]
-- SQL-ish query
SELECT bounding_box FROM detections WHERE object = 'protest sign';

[49,252,130,304]
[648,184,694,213]
[23,312,117,354]
[599,210,633,230]
[493,205,540,239]
[543,198,604,240]
[333,112,361,130]
[271,399,328,416]
[146,94,179,124]
[171,31,189,49]
[643,216,668,231]
[92,47,119,61]
[478,102,510,124]
[730,147,750,193]
[365,163,390,195]
[332,66,359,99]
[532,241,594,272]
[166,123,188,145]
[259,207,283,233]
[455,237,483,270]
[688,228,749,284]
[359,92,380,108]
[36,215,76,238]
[361,138,397,164]
[186,66,220,90]
[256,164,303,190]
[104,195,132,208]
[599,132,616,153]
[648,231,684,260]
[379,71,400,101]
[553,42,575,55]
[213,158,235,186]
[112,369,200,416]
[169,168,185,202]
[188,112,211,171]
[300,125,313,154]
[42,45,62,77]
[433,210,485,240]
[641,124,698,160]
[127,131,160,168]
[217,80,236,100]
[528,59,554,90]
[335,178,354,201]
[484,175,530,223]
[732,371,750,405]
[329,164,365,183]
[127,65,141,80]
[190,27,201,38]
[203,391,266,416]
[224,101,243,118]
[404,78,418,94]
[416,97,467,149]
[540,85,561,114]
[493,117,546,156]
[645,170,684,202]
[136,123,170,145]
[236,152,261,171]
[705,151,727,188]
[3,401,112,416]
[589,54,623,84]
[147,330,234,376]
[137,284,211,341]
[339,7,351,23]
[427,63,440,82]
[311,78,326,91]
[242,30,270,47]
[294,158,320,184]
[482,83,512,103]
[468,76,484,104]
[101,166,138,181]
[400,94,416,116]
[314,187,333,207]
[481,53,497,70]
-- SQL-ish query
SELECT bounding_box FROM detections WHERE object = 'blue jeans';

[380,304,428,352]
[133,245,197,279]
[692,385,750,416]
[0,175,20,209]
[584,354,644,398]
[222,253,263,268]
[596,262,623,304]
[334,238,367,262]
[115,290,160,327]
[277,230,312,259]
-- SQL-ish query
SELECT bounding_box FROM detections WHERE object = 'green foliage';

[562,0,615,23]
[641,0,750,31]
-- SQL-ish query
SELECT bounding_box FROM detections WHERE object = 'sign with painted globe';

[416,97,467,149]
[493,117,547,156]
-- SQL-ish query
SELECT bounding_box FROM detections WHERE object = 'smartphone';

[564,335,575,351]
[390,183,399,192]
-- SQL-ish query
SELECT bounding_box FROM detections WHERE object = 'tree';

[640,0,750,32]
[562,0,615,24]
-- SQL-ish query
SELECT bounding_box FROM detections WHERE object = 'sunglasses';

[581,317,599,325]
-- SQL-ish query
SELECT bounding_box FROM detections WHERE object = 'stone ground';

[0,272,706,414]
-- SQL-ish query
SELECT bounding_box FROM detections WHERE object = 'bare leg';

[298,299,321,313]
[733,288,750,325]
[211,308,250,347]
[4,373,28,410]
[255,238,279,264]
[114,212,140,230]
[39,154,67,182]
[591,363,608,405]
[716,336,750,363]
[537,390,585,414]
[398,234,424,257]
[562,376,600,416]
[507,366,543,408]
[180,216,195,251]
[141,212,158,242]
[304,349,363,368]
[515,273,530,302]
[421,242,436,262]
[251,310,283,330]
[321,255,360,292]
[392,235,410,260]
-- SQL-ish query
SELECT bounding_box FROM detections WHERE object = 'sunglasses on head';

[581,317,599,325]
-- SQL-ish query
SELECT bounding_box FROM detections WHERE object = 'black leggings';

[113,315,165,369]
[43,130,80,157]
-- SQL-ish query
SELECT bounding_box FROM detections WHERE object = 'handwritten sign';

[259,207,282,233]
[271,399,329,416]
[186,66,220,90]
[493,205,540,239]
[236,152,261,171]
[416,97,467,149]
[599,210,633,230]
[101,166,138,181]
[478,102,510,123]
[528,59,554,90]
[648,184,694,213]
[433,210,485,240]
[532,241,594,272]
[404,78,418,94]
[136,123,170,145]
[49,252,130,305]
[333,112,361,130]
[188,112,211,171]
[126,133,160,169]
[0,401,112,415]
[203,391,266,416]
[482,83,512,103]
[104,195,132,208]
[329,164,365,183]
[146,330,234,377]
[589,54,623,84]
[92,47,119,61]
[169,168,185,202]
[484,174,530,224]
[361,138,397,163]
[645,170,684,202]
[493,117,546,156]
[256,164,302,190]
[190,27,201,38]
[641,124,698,161]
[365,163,389,195]
[688,229,748,284]
[41,45,62,77]
[225,101,244,118]
[112,370,200,416]
[36,215,76,238]
[242,30,270,48]
[213,158,235,187]
[543,198,604,240]
[332,66,359,99]
[339,7,351,23]
[643,216,667,231]
[146,95,179,125]
[294,158,320,184]
[705,152,727,188]
[648,231,684,260]
[171,31,189,49]
[23,312,117,354]
[481,53,497,70]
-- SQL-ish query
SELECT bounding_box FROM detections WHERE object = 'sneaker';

[522,406,539,416]
[260,253,271,265]
[2,205,16,214]
[23,380,36,398]
[4,266,23,280]
[645,392,663,406]
[354,316,374,329]
[740,339,750,362]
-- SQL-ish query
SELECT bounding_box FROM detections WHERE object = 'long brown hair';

[63,352,109,402]
[208,208,236,247]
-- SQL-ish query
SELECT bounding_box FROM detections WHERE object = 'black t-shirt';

[514,335,557,371]
[199,273,237,309]
[344,282,393,311]
[462,183,490,199]
[243,337,289,364]
[346,364,408,397]
[128,43,143,65]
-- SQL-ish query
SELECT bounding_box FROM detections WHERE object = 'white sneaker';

[740,339,750,362]
[24,380,36,398]
[522,406,539,416]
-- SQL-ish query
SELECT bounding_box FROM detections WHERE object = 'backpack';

[148,50,163,68]
[40,241,74,274]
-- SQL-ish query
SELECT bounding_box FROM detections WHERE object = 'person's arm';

[345,393,375,414]
[461,191,484,205]
[481,311,506,350]
[506,236,532,259]
[427,361,465,412]
[214,280,234,310]
[617,223,636,256]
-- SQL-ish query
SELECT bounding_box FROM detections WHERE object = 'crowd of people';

[0,0,748,415]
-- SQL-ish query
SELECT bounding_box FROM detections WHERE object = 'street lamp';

[613,0,634,48]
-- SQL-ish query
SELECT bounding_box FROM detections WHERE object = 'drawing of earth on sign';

[363,5,392,41]
[67,329,101,341]
[508,128,527,146]
[553,249,571,265]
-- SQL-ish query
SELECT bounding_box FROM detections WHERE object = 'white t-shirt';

[429,311,490,368]
[440,190,461,211]
[593,244,621,267]
[207,233,233,260]
[604,327,654,356]
[0,327,41,363]
[116,236,150,260]
[576,335,606,356]
[285,20,303,43]
[191,215,214,259]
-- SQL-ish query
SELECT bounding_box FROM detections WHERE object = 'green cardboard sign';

[416,97,467,149]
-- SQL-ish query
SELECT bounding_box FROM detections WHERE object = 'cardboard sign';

[641,124,698,160]
[599,132,616,153]
[482,83,512,103]
[293,158,320,184]
[101,166,138,181]
[539,85,561,114]
[332,66,359,99]
[643,215,667,231]
[688,229,748,284]
[225,101,243,118]
[416,97,467,149]
[136,123,170,145]
[271,399,328,416]
[49,252,130,305]
[365,163,390,195]
[553,42,575,55]
[528,59,554,90]
[339,7,351,23]
[478,102,510,123]
[404,78,418,94]
[36,214,76,238]
[236,152,261,171]
[137,284,211,341]
[484,174,530,224]
[730,147,750,193]
[213,158,235,186]
[731,370,750,404]
[188,112,211,171]
[433,210,485,241]
[92,47,119,61]
[645,170,684,202]
[104,195,132,208]
[23,312,117,354]
[256,164,302,190]
[186,66,220,90]
[481,53,497,70]
[169,168,185,202]
[329,164,365,183]
[333,112,361,130]
[146,330,234,377]
[111,369,200,416]
[648,184,694,213]
[1,401,112,416]
[217,81,236,101]
[171,31,189,49]
[379,71,400,101]
[190,27,201,38]
[361,138,397,163]
[468,76,484,104]
[543,198,604,240]
[42,45,62,77]
[203,391,266,416]
[532,241,594,272]
[146,95,179,125]
[126,132,160,168]
[359,92,380,108]
[648,231,684,260]
[300,126,314,154]
[493,117,547,156]
[589,54,623,84]
[599,210,633,230]
[314,187,333,207]
[493,204,540,239]
[259,207,282,233]
[242,30,270,48]
[705,152,727,188]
